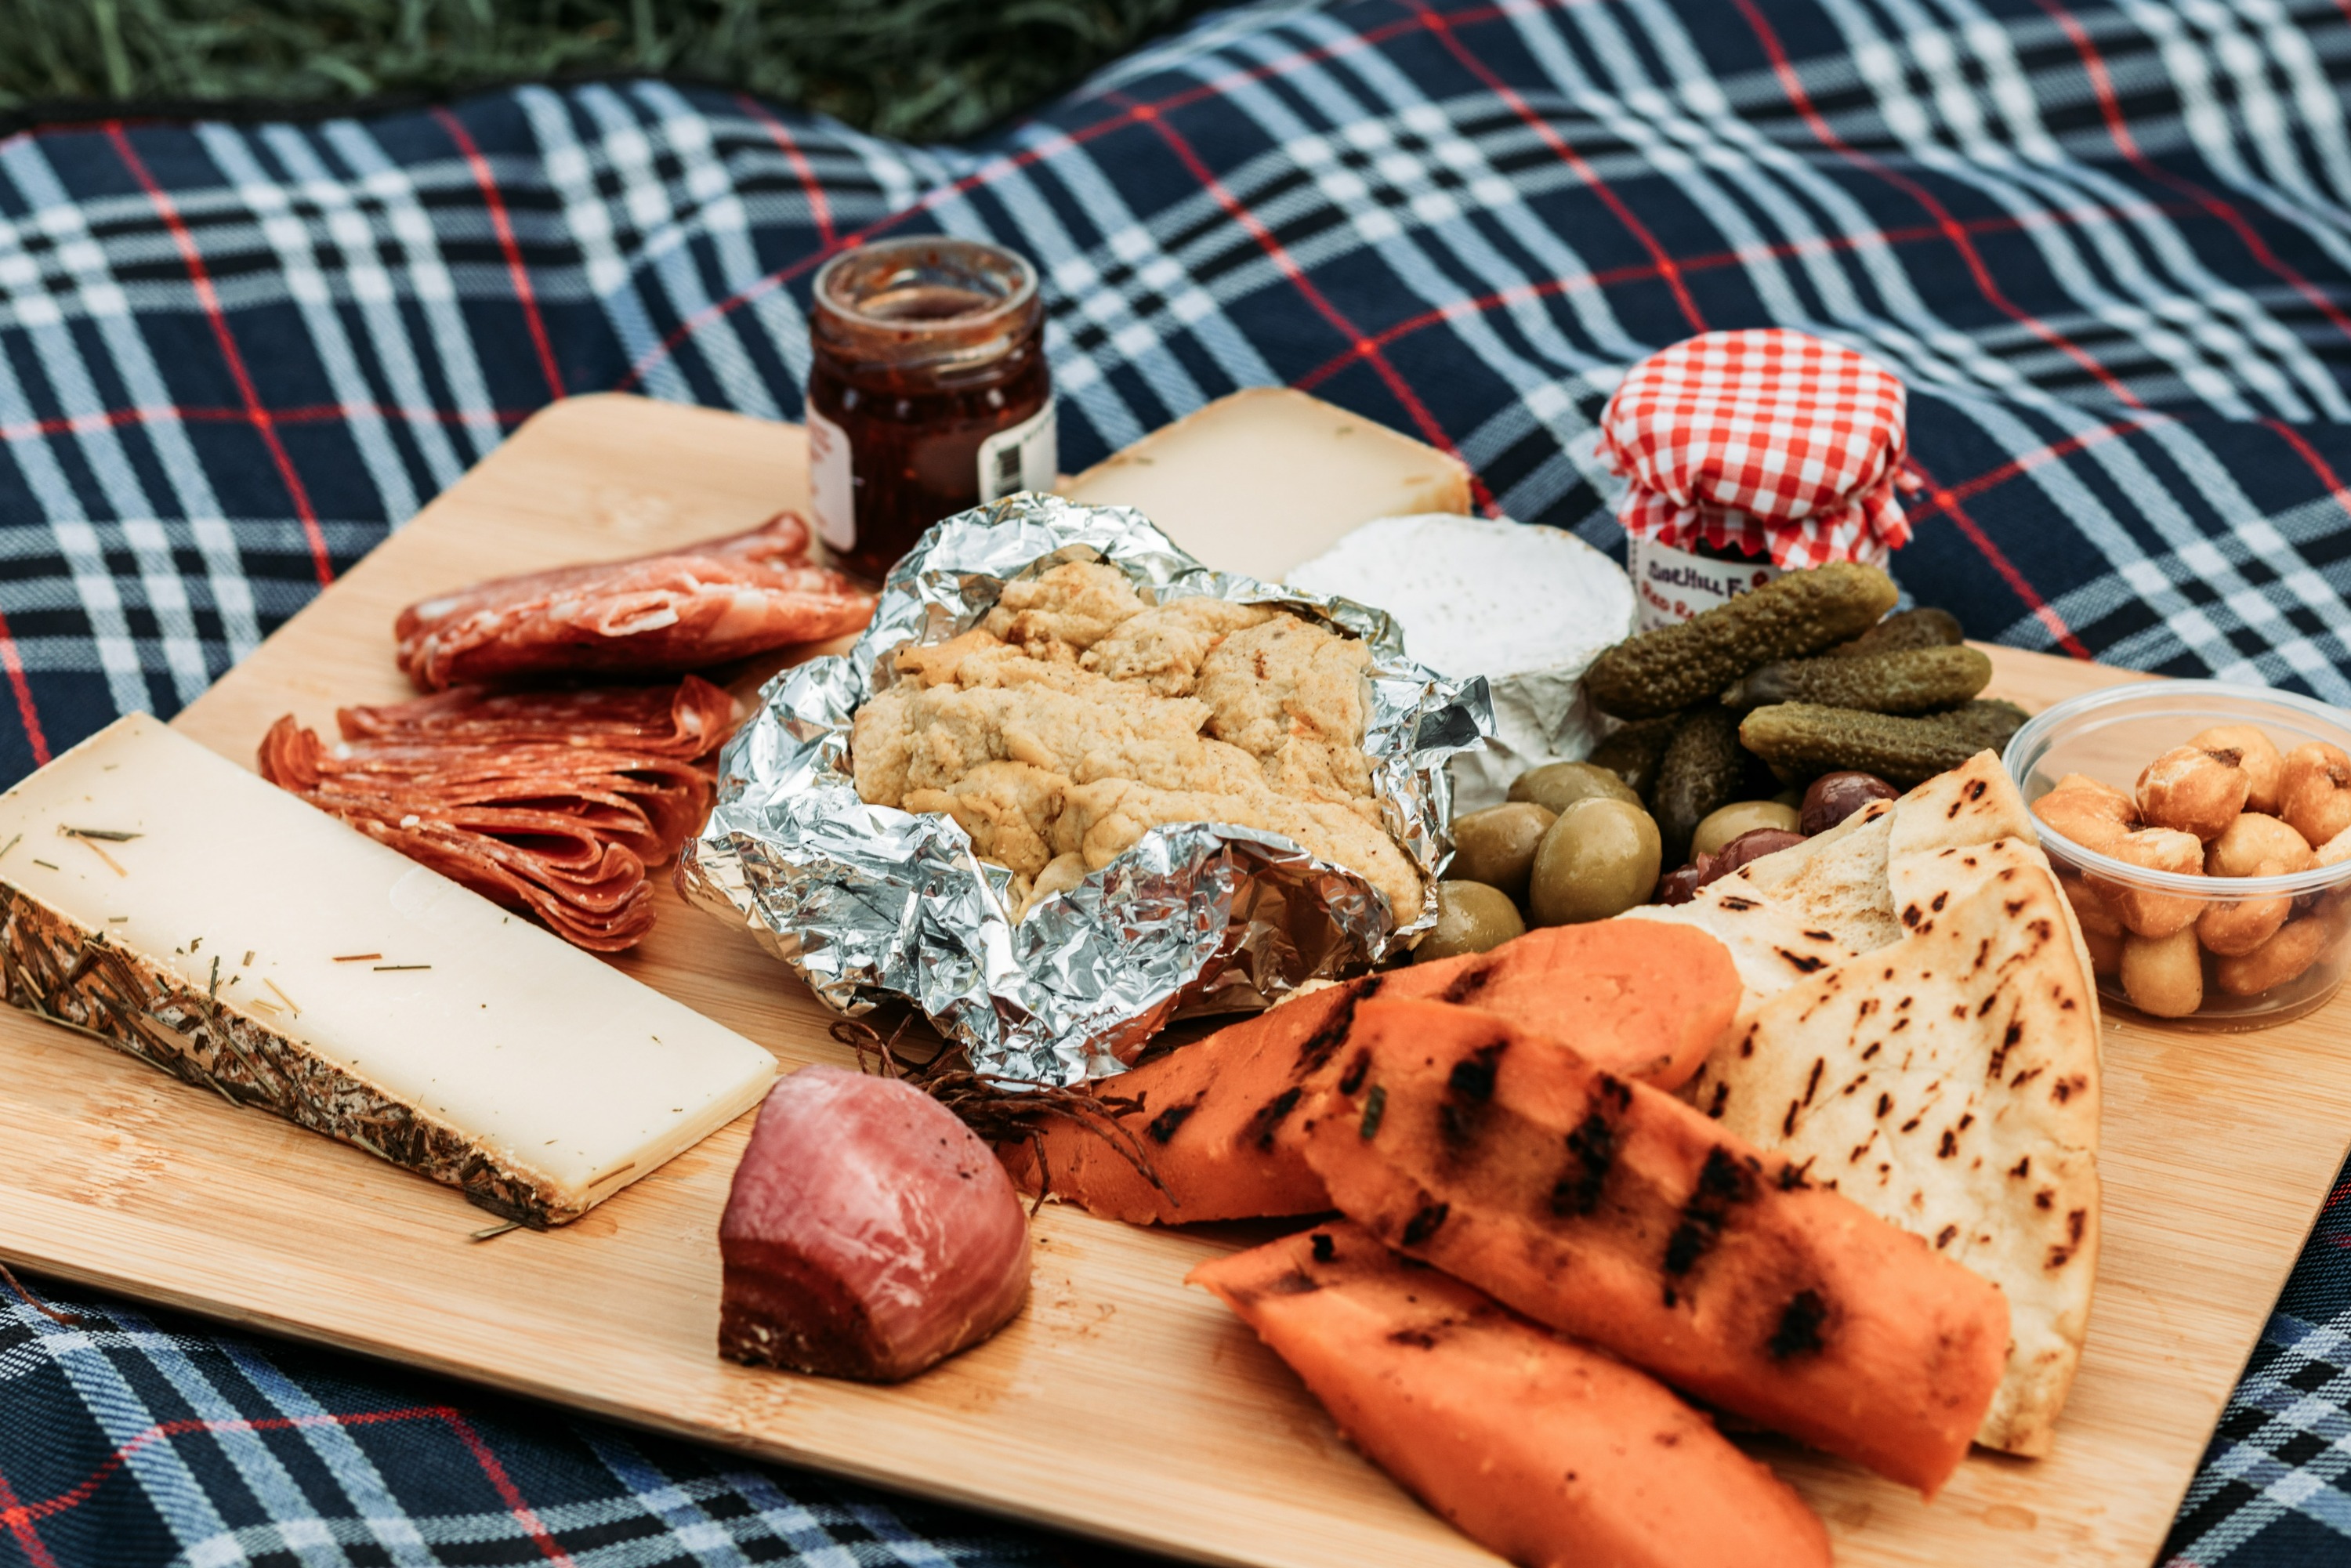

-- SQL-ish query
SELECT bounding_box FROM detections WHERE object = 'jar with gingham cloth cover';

[1602,329,1916,628]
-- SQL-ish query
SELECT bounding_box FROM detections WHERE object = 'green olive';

[1415,881,1527,964]
[1692,799,1803,860]
[1528,798,1662,927]
[1508,761,1642,817]
[1448,802,1556,903]
[1772,788,1804,810]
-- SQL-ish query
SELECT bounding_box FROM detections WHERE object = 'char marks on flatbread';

[1683,867,2098,1456]
[1657,749,2101,1458]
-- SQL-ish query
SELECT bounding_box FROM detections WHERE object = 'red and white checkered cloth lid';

[1598,328,1914,570]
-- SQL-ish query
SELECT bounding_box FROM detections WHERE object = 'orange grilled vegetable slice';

[1188,1222,1831,1568]
[1004,922,1742,1225]
[1299,998,2008,1497]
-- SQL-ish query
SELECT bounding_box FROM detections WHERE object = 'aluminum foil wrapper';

[677,493,1491,1086]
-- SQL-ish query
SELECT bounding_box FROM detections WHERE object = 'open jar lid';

[1598,328,1914,569]
[810,236,1041,383]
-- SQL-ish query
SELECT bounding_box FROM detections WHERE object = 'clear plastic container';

[2004,679,2351,1030]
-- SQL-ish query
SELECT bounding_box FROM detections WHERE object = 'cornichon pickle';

[1586,715,1679,801]
[1652,706,1746,865]
[1824,607,1964,658]
[1585,562,1899,719]
[1739,701,2030,787]
[1944,698,2030,749]
[1721,645,1993,713]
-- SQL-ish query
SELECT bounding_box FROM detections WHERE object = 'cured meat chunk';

[720,1066,1031,1382]
[1190,1224,1830,1568]
[396,515,876,690]
[259,678,737,951]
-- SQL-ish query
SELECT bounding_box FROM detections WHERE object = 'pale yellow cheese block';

[0,713,778,1223]
[1061,387,1473,580]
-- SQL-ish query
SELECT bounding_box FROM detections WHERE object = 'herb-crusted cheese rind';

[0,713,777,1226]
[0,885,574,1222]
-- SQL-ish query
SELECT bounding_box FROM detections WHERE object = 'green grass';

[0,0,1215,141]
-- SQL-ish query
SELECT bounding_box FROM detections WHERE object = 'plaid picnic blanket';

[2,0,2350,1561]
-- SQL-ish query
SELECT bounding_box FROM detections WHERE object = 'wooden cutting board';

[2,393,2342,1568]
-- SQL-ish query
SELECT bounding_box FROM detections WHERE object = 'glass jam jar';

[1628,534,1780,628]
[805,237,1055,583]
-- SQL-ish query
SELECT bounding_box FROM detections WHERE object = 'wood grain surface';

[1,393,2341,1568]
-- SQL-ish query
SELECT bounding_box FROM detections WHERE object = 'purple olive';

[1657,856,1714,905]
[1801,771,1899,836]
[1716,827,1807,875]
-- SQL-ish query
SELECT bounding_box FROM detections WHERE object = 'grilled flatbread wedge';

[1643,751,2099,1454]
[1682,865,2099,1456]
[1626,751,2072,1014]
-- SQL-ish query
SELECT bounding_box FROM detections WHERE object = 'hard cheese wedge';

[0,713,777,1225]
[1060,388,1472,581]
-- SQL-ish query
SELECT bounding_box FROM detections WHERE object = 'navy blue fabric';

[3,0,2351,1561]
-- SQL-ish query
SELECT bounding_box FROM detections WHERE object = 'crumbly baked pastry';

[852,561,1421,918]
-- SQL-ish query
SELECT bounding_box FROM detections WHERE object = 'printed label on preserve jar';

[976,397,1058,503]
[1629,534,1780,629]
[806,406,856,553]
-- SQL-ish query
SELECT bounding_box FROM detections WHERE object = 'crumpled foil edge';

[677,493,1492,1086]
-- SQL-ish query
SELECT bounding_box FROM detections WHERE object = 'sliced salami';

[394,516,875,690]
[339,676,739,756]
[259,678,741,952]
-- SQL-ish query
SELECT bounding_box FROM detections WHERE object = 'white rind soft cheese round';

[1286,514,1634,813]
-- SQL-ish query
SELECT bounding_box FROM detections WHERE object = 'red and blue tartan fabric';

[4,0,2351,1561]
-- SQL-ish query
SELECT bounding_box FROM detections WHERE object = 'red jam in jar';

[805,237,1054,583]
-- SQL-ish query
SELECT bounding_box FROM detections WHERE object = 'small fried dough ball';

[2280,743,2351,849]
[2191,725,2285,814]
[2087,825,2206,938]
[2056,873,2122,940]
[2214,918,2331,998]
[2120,927,2204,1017]
[2032,778,2135,853]
[2137,745,2251,842]
[2196,864,2295,958]
[2207,813,2318,878]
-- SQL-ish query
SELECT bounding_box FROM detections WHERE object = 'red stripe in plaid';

[437,109,567,401]
[1599,329,1911,569]
[10,1410,440,1523]
[1909,455,2092,660]
[1727,0,2149,412]
[1411,2,1708,336]
[0,606,49,768]
[1292,202,2212,396]
[440,1410,581,1566]
[2264,421,2351,528]
[741,95,837,247]
[610,3,1522,398]
[1110,93,1495,512]
[0,1460,62,1568]
[1900,415,2160,528]
[6,1404,578,1564]
[104,125,337,589]
[2036,0,2351,349]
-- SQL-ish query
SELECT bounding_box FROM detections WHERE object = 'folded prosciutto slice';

[719,1065,1031,1382]
[259,678,738,952]
[395,514,876,690]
